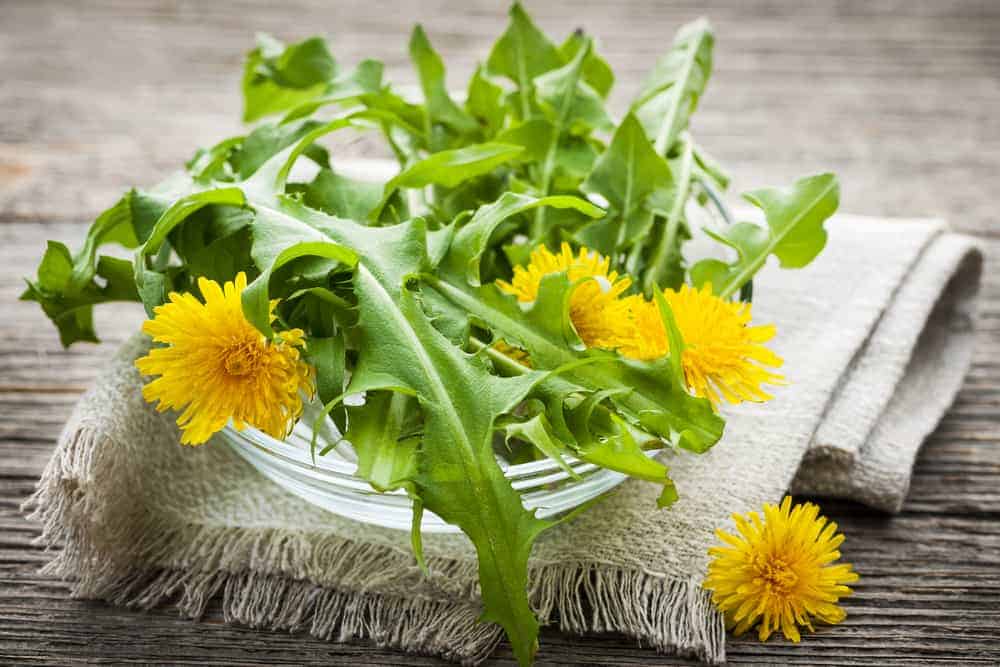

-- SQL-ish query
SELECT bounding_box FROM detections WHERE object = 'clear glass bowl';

[222,176,740,534]
[221,407,646,533]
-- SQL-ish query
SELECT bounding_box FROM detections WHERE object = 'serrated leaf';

[188,136,244,183]
[465,65,506,137]
[743,173,840,268]
[632,18,713,155]
[424,273,723,452]
[580,112,673,253]
[495,119,555,163]
[502,412,579,480]
[486,2,563,98]
[294,167,394,221]
[306,335,347,413]
[692,141,730,191]
[534,39,611,136]
[582,112,670,221]
[642,139,693,295]
[243,34,338,122]
[652,288,686,386]
[691,173,839,298]
[237,151,549,661]
[348,391,421,492]
[392,142,525,190]
[530,37,610,243]
[370,142,524,220]
[445,192,604,286]
[22,251,141,347]
[280,59,385,122]
[347,268,549,666]
[559,31,614,99]
[242,240,358,335]
[567,390,677,506]
[235,143,554,662]
[133,188,248,313]
[183,225,254,284]
[230,119,332,180]
[61,199,136,287]
[410,25,478,134]
[35,189,167,310]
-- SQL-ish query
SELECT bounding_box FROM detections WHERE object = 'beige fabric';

[26,215,982,665]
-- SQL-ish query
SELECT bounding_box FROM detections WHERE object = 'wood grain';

[2,0,999,664]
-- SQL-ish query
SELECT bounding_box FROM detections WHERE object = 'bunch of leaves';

[23,4,839,664]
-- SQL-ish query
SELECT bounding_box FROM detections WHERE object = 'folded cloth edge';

[792,233,983,510]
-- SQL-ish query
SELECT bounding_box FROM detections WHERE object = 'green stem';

[643,139,693,295]
[530,140,559,242]
[652,48,697,156]
[469,336,530,375]
[613,139,637,252]
[468,337,664,450]
[715,177,838,299]
[530,40,591,244]
[424,276,720,446]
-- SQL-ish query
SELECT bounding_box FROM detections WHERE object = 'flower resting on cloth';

[618,284,785,407]
[497,242,633,350]
[135,272,314,445]
[704,497,859,642]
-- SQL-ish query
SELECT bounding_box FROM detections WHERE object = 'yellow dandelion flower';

[497,243,632,349]
[705,497,859,643]
[135,272,314,445]
[617,283,784,406]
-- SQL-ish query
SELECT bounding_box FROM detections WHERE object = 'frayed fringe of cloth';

[24,422,725,665]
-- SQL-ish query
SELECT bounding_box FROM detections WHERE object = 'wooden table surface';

[3,1,999,664]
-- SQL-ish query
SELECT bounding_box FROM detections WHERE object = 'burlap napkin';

[26,214,981,665]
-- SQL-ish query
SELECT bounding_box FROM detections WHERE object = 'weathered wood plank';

[2,1,999,233]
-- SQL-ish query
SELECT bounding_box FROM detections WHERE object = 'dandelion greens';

[23,4,839,663]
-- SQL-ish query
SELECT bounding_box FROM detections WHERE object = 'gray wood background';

[2,0,999,664]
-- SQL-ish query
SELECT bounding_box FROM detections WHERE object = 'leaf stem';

[643,139,693,295]
[531,40,591,244]
[652,41,698,156]
[613,138,637,251]
[470,336,529,375]
[715,177,838,299]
